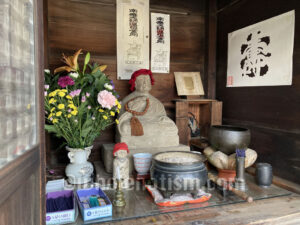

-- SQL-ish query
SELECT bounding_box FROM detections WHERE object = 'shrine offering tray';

[71,174,291,224]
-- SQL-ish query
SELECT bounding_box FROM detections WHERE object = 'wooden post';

[175,101,189,145]
[206,0,217,99]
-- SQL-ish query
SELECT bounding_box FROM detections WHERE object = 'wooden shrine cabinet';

[174,99,222,145]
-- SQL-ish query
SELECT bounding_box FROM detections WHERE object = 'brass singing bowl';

[209,125,251,155]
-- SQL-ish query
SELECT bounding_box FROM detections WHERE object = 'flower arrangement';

[44,49,121,148]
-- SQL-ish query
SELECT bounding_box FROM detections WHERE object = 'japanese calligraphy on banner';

[117,0,149,80]
[227,10,295,87]
[151,13,170,73]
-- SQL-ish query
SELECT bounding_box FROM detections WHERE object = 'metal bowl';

[151,151,207,198]
[209,125,251,155]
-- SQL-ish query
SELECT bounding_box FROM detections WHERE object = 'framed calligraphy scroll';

[227,10,295,87]
[117,0,149,80]
[151,13,170,73]
[174,72,204,96]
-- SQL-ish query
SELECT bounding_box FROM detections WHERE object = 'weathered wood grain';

[216,0,300,184]
[100,195,300,225]
[46,0,208,163]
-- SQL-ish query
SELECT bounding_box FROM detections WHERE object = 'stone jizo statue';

[113,143,130,189]
[116,69,179,148]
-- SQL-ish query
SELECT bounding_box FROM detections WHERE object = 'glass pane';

[0,0,37,168]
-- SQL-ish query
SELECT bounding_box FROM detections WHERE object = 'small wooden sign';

[174,72,204,97]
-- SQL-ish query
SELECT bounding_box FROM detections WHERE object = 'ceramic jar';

[255,163,273,188]
[65,146,94,184]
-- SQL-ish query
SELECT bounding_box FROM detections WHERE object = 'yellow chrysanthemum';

[66,95,72,99]
[49,98,56,104]
[56,111,62,117]
[58,104,65,109]
[71,110,78,116]
[61,89,68,93]
[110,111,115,116]
[116,109,120,113]
[51,107,55,112]
[99,109,104,113]
[115,119,119,124]
[117,103,121,109]
[103,115,108,120]
[68,104,76,109]
[48,113,53,119]
[49,91,57,97]
[67,114,72,118]
[53,119,58,123]
[58,92,66,97]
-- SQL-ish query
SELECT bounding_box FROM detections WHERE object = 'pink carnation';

[58,76,74,88]
[70,89,81,97]
[97,90,117,109]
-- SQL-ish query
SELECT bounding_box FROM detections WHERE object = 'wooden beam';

[36,0,46,223]
[206,0,217,99]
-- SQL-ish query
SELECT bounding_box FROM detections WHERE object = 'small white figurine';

[113,143,130,189]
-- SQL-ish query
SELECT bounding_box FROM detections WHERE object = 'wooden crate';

[174,99,222,145]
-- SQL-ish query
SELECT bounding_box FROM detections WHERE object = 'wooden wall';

[45,0,208,163]
[216,0,300,184]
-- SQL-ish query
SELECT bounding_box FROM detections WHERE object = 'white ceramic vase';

[65,146,94,184]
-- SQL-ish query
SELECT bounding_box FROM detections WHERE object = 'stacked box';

[46,190,77,225]
[76,187,112,221]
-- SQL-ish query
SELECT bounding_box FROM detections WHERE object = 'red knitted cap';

[113,142,129,156]
[128,69,155,92]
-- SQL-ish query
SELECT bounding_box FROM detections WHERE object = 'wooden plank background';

[216,0,300,184]
[45,0,209,164]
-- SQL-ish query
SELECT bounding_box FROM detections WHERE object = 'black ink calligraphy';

[129,9,138,37]
[156,17,164,43]
[240,31,271,77]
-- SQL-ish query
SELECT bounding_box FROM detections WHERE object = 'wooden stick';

[208,172,253,203]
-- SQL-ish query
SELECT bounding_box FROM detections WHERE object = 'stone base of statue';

[101,143,190,174]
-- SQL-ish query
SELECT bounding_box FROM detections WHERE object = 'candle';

[116,166,120,180]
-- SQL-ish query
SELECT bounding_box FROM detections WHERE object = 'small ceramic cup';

[255,163,273,188]
[133,153,152,175]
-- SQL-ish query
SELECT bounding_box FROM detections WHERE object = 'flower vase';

[65,146,94,184]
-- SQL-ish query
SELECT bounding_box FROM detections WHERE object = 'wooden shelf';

[174,99,222,145]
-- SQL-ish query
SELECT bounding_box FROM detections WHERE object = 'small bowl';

[133,153,152,175]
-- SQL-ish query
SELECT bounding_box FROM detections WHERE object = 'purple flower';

[86,93,90,97]
[44,85,49,90]
[88,105,91,109]
[58,76,74,88]
[69,89,81,97]
[44,91,47,96]
[81,96,86,103]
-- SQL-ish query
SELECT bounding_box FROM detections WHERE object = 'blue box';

[76,187,112,221]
